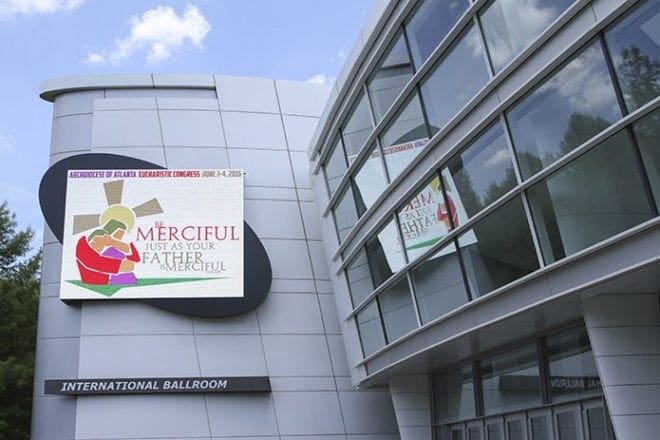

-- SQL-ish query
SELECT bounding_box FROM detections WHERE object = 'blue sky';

[0,0,373,245]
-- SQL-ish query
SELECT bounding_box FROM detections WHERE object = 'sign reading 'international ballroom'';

[45,376,271,395]
[59,169,244,300]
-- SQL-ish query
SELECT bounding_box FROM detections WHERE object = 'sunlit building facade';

[309,0,660,439]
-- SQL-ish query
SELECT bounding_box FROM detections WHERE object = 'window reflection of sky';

[406,0,470,68]
[507,41,621,177]
[481,0,573,72]
[421,24,490,134]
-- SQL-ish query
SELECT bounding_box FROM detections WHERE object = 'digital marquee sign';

[59,169,245,300]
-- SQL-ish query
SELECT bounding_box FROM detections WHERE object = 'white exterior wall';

[32,74,400,440]
[582,293,660,440]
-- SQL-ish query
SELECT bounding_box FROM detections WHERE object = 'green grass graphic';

[67,277,224,297]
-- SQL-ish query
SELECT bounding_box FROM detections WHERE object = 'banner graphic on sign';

[60,169,244,300]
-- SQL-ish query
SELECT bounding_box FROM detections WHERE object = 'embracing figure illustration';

[75,205,141,286]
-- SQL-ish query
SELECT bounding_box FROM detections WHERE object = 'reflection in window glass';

[411,242,468,324]
[366,220,406,286]
[353,143,389,212]
[547,327,601,402]
[356,301,385,357]
[458,197,539,297]
[487,424,503,440]
[333,187,359,242]
[557,412,578,440]
[368,33,415,122]
[421,24,490,135]
[507,420,525,440]
[530,416,549,440]
[405,0,470,68]
[443,122,517,219]
[527,130,654,263]
[398,175,453,261]
[346,250,374,307]
[379,276,417,342]
[586,407,606,440]
[342,91,375,161]
[324,137,348,195]
[481,344,541,415]
[634,107,660,210]
[434,365,475,423]
[507,40,621,178]
[480,0,574,73]
[380,93,429,181]
[604,0,660,112]
[452,430,465,440]
[468,427,482,440]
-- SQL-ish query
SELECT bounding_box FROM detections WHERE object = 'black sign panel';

[45,376,271,395]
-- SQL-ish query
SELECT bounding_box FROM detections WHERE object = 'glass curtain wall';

[339,0,660,357]
[433,326,607,435]
[368,33,415,122]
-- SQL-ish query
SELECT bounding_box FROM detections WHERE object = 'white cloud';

[0,0,84,19]
[306,73,335,86]
[484,148,511,167]
[538,45,619,115]
[482,0,558,69]
[85,51,105,66]
[86,4,211,66]
[0,131,15,154]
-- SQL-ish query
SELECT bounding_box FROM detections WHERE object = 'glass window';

[527,130,654,264]
[411,242,469,324]
[458,197,539,298]
[380,93,429,181]
[421,24,490,135]
[366,219,406,286]
[586,407,607,440]
[324,137,348,195]
[398,174,453,261]
[487,424,503,440]
[530,416,549,440]
[480,0,574,73]
[342,91,375,161]
[346,249,374,307]
[633,107,660,211]
[507,40,621,178]
[546,327,601,402]
[333,186,359,242]
[468,426,483,440]
[452,429,465,440]
[367,33,415,122]
[481,344,541,415]
[604,0,660,112]
[405,0,470,68]
[379,276,418,342]
[507,420,525,440]
[353,143,388,212]
[356,301,386,357]
[434,365,476,423]
[557,412,578,440]
[443,122,517,219]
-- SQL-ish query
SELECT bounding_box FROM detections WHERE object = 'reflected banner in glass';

[398,172,475,261]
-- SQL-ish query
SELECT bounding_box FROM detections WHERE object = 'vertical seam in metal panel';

[190,318,214,438]
[213,76,233,169]
[152,84,169,169]
[273,79,350,439]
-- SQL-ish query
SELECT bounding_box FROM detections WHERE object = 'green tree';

[616,45,660,111]
[0,201,41,440]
